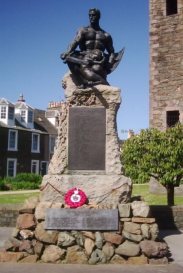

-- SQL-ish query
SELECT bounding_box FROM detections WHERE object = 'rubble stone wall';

[0,199,169,264]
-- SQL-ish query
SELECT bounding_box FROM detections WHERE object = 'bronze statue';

[61,8,124,88]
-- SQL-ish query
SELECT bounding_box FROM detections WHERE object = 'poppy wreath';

[64,188,87,208]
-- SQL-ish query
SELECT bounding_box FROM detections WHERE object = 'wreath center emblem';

[64,188,87,208]
[70,189,81,203]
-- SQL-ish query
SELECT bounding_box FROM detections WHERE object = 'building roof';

[15,101,34,110]
[34,109,57,135]
[0,98,14,107]
[0,108,57,136]
[14,94,34,110]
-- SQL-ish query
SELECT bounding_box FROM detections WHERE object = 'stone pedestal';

[0,74,169,265]
[40,73,132,206]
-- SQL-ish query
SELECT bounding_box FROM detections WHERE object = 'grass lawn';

[0,184,183,205]
[132,184,183,205]
[0,192,40,204]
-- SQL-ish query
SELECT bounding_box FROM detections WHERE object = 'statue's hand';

[60,52,68,60]
[86,58,93,65]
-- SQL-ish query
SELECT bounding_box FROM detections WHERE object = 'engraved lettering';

[45,208,119,231]
[68,107,106,170]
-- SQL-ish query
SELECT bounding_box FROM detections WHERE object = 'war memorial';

[0,8,169,264]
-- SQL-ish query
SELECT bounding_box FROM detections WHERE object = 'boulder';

[57,232,75,247]
[118,203,131,218]
[150,223,159,240]
[73,232,85,247]
[65,245,88,264]
[115,241,140,257]
[89,249,107,264]
[84,238,95,256]
[82,231,95,240]
[127,255,148,265]
[19,240,33,254]
[16,213,36,230]
[0,251,25,262]
[132,217,155,224]
[32,240,44,257]
[110,254,126,264]
[41,245,66,263]
[103,232,124,245]
[122,231,143,243]
[19,254,38,263]
[102,242,115,261]
[95,232,104,249]
[140,240,168,258]
[35,222,58,244]
[34,201,52,221]
[131,201,150,218]
[123,222,141,235]
[19,229,34,240]
[4,238,21,251]
[141,224,150,239]
[149,257,169,264]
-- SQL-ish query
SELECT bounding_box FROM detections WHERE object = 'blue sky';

[0,0,149,139]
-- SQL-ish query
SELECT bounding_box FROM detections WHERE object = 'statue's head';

[89,8,101,21]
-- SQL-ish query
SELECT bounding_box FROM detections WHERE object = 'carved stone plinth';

[40,73,132,206]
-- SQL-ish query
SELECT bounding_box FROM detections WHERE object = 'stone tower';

[149,0,183,129]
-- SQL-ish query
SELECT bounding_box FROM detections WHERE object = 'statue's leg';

[80,68,108,85]
[67,62,85,86]
[67,62,108,87]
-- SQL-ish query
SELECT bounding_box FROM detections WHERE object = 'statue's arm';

[61,28,84,60]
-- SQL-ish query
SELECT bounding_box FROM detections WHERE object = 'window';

[8,130,18,151]
[166,0,178,15]
[28,111,33,123]
[40,161,48,176]
[21,110,26,122]
[8,107,14,120]
[49,135,56,153]
[7,158,17,177]
[31,160,39,174]
[166,110,179,127]
[0,106,6,119]
[31,133,40,152]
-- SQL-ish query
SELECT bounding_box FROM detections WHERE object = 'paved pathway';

[0,262,183,273]
[159,229,183,266]
[0,228,13,249]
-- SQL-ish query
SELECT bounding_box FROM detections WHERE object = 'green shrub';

[3,177,13,184]
[0,180,7,191]
[13,173,42,183]
[8,181,40,190]
[1,173,42,191]
[0,180,10,191]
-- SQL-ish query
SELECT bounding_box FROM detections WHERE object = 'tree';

[121,124,183,206]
